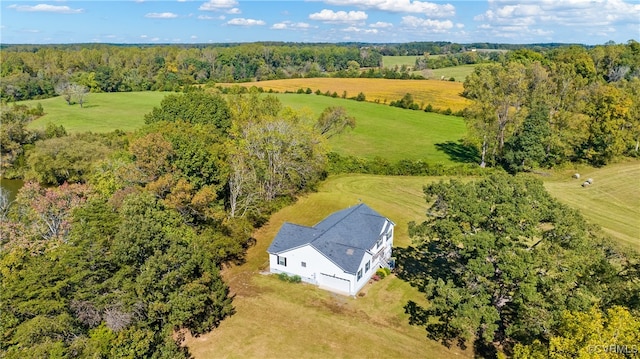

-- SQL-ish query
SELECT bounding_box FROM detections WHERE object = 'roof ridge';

[311,203,364,244]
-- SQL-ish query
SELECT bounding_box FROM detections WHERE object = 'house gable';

[268,203,391,274]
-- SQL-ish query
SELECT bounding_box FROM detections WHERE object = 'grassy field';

[184,174,472,359]
[274,94,466,163]
[382,55,420,68]
[19,91,467,163]
[543,160,640,250]
[21,92,168,133]
[427,64,477,82]
[223,78,470,112]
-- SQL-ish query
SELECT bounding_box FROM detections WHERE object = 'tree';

[314,106,356,139]
[54,81,73,105]
[581,82,631,165]
[71,83,89,108]
[463,63,528,166]
[144,91,232,135]
[513,306,640,358]
[398,174,638,355]
[25,135,112,185]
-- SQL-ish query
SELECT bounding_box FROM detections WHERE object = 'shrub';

[355,92,366,101]
[277,273,302,283]
[375,268,387,279]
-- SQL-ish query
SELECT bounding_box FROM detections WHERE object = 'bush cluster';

[326,152,493,176]
[375,268,391,279]
[277,273,302,283]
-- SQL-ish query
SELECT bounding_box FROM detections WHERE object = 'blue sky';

[2,0,639,45]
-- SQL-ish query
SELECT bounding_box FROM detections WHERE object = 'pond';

[1,178,25,203]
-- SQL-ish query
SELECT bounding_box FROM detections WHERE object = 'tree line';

[0,43,382,101]
[0,89,349,357]
[462,42,640,169]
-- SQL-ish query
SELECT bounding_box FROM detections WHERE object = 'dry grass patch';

[184,174,472,358]
[543,159,640,250]
[221,78,470,112]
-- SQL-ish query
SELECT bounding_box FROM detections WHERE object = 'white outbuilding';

[267,203,395,296]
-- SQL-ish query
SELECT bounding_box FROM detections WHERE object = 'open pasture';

[21,91,167,133]
[19,91,467,164]
[184,174,472,359]
[543,160,640,250]
[223,78,471,112]
[426,64,478,82]
[273,94,466,163]
[382,55,420,68]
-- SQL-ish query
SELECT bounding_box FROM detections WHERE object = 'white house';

[267,203,395,296]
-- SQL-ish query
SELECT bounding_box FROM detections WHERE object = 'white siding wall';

[268,219,395,296]
[270,245,355,294]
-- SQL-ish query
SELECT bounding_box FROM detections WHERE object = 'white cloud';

[8,4,83,14]
[199,0,238,11]
[271,21,312,30]
[476,0,640,28]
[140,34,148,38]
[191,35,198,39]
[343,26,378,34]
[369,21,393,28]
[227,7,241,14]
[227,18,266,26]
[401,16,454,32]
[145,12,179,19]
[309,9,368,22]
[322,0,455,17]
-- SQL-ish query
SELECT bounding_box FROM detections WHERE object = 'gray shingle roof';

[267,203,390,274]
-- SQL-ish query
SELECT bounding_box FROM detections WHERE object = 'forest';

[1,40,639,358]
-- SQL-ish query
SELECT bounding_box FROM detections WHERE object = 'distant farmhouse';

[267,203,395,296]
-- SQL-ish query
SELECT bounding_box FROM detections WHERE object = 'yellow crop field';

[222,78,471,112]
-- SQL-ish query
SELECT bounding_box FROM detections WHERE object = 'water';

[0,178,24,203]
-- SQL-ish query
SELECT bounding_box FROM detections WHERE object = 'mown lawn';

[184,174,472,359]
[382,55,420,68]
[274,94,466,163]
[21,91,168,133]
[19,91,467,164]
[427,64,478,82]
[543,160,640,250]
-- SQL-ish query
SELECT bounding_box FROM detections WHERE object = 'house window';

[387,227,393,241]
[301,261,306,268]
[277,256,287,266]
[365,261,370,272]
[376,238,383,249]
[357,269,363,281]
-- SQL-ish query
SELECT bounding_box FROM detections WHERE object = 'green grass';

[382,55,420,68]
[274,94,466,163]
[184,174,472,359]
[543,160,640,250]
[19,92,466,164]
[21,92,168,133]
[427,64,478,82]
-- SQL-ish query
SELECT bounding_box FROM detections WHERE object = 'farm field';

[222,78,471,112]
[184,174,473,359]
[22,91,168,133]
[543,160,640,250]
[19,91,467,163]
[427,64,478,82]
[382,55,420,68]
[274,94,466,162]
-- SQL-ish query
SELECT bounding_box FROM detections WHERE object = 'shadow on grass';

[435,140,480,164]
[82,104,99,109]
